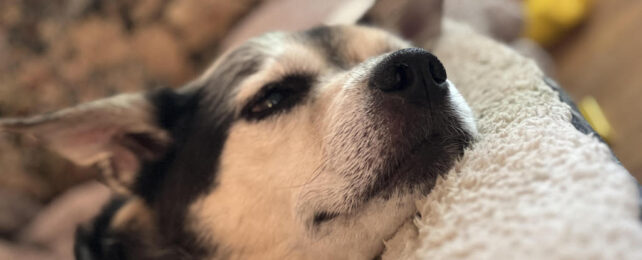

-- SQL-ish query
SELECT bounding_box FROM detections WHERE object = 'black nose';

[369,48,448,103]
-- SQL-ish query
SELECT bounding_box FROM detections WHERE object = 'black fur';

[77,44,264,259]
[136,85,229,258]
[131,45,262,258]
[136,88,202,203]
[137,44,263,258]
[75,197,128,260]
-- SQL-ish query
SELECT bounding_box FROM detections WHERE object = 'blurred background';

[0,0,639,259]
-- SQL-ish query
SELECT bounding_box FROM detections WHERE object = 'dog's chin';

[304,107,474,226]
[309,135,467,225]
[366,129,473,200]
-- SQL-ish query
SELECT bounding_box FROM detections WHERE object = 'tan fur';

[187,25,476,259]
[341,26,412,63]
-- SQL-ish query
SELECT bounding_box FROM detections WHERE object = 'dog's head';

[0,1,476,259]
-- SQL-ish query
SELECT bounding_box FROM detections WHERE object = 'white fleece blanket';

[384,20,642,259]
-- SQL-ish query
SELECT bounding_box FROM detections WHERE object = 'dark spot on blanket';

[544,77,606,143]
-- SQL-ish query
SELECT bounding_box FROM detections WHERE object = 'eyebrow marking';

[304,26,349,69]
[207,46,264,94]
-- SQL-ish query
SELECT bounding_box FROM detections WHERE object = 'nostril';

[392,64,412,91]
[428,58,447,84]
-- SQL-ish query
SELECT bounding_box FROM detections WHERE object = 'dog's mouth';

[364,126,473,200]
[311,132,471,226]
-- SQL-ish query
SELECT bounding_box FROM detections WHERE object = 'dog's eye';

[242,74,313,120]
[251,90,285,114]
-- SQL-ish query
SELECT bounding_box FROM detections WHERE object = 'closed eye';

[241,74,314,120]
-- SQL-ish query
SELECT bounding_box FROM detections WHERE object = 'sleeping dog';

[0,1,477,259]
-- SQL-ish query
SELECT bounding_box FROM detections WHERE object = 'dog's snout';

[370,48,448,103]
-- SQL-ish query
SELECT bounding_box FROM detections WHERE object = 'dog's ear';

[0,93,171,194]
[357,0,444,45]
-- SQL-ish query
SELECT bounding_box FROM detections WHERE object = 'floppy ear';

[0,93,171,194]
[357,0,444,45]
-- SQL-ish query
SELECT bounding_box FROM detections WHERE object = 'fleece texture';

[383,20,642,259]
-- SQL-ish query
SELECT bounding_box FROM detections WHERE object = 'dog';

[0,1,477,259]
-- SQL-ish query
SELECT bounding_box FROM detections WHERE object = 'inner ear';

[120,133,170,161]
[0,89,196,194]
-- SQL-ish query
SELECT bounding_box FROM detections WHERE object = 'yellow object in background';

[524,0,593,46]
[579,96,614,143]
